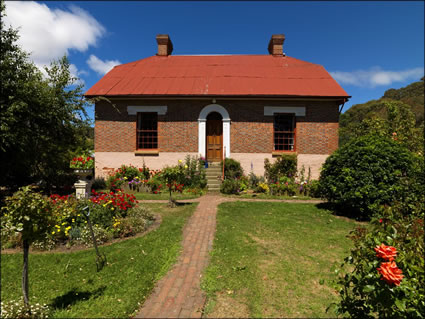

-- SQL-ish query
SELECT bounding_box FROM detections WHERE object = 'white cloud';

[4,1,105,74]
[87,54,121,75]
[331,67,424,88]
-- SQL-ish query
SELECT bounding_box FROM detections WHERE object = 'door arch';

[198,104,231,159]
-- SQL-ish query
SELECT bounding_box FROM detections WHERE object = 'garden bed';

[1,203,198,318]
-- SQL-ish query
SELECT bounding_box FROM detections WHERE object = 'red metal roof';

[85,55,350,98]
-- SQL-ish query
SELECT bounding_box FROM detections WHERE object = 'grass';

[201,201,359,318]
[222,193,315,200]
[1,203,197,318]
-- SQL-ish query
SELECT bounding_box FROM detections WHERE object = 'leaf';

[319,279,325,285]
[395,299,406,311]
[363,285,375,293]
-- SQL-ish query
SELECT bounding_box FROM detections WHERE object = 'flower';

[178,159,182,163]
[377,261,404,286]
[374,243,397,261]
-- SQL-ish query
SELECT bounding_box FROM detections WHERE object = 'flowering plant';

[70,156,94,169]
[330,203,424,318]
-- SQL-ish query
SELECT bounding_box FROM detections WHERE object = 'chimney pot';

[156,34,173,56]
[268,34,285,56]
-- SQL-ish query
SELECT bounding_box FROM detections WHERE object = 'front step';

[205,164,222,192]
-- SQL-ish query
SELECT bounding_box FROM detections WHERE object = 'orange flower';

[374,243,397,261]
[377,261,404,286]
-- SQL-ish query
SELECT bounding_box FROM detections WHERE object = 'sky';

[4,1,424,121]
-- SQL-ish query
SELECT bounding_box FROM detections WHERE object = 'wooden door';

[206,113,223,162]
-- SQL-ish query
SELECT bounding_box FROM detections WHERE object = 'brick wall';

[95,99,340,155]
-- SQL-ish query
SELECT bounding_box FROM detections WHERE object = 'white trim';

[127,105,167,115]
[264,106,306,116]
[198,104,231,158]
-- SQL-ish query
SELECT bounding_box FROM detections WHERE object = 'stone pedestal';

[73,169,94,199]
[75,180,92,199]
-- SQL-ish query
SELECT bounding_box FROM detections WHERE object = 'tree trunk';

[22,239,30,309]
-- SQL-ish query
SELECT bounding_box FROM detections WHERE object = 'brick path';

[135,195,225,318]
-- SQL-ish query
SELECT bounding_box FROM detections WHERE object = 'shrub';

[247,172,265,189]
[255,182,269,193]
[264,154,297,183]
[78,224,110,247]
[220,178,241,194]
[331,203,424,318]
[180,155,207,189]
[221,158,243,179]
[307,180,321,198]
[319,135,420,219]
[91,177,106,191]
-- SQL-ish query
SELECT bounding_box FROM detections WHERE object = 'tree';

[1,186,55,311]
[0,1,92,191]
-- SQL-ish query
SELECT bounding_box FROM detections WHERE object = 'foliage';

[179,155,207,189]
[221,158,243,179]
[220,178,242,194]
[161,164,186,205]
[1,186,54,244]
[247,172,265,189]
[255,182,269,193]
[264,154,297,183]
[332,203,424,318]
[91,177,106,191]
[1,300,50,319]
[340,78,424,153]
[0,4,92,190]
[319,134,420,219]
[70,156,94,169]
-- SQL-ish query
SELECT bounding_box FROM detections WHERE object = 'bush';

[91,177,106,191]
[319,135,420,219]
[264,154,297,183]
[220,179,241,194]
[221,158,243,179]
[332,203,424,318]
[247,172,265,189]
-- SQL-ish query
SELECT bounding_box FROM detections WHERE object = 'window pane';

[137,113,158,149]
[274,114,295,151]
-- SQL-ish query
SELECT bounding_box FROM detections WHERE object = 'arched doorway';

[206,112,223,162]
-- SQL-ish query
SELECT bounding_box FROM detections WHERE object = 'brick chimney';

[156,34,173,56]
[268,34,285,56]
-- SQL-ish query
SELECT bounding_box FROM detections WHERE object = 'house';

[85,34,350,179]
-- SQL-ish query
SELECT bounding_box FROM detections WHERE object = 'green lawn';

[222,193,315,200]
[201,201,358,318]
[1,203,197,318]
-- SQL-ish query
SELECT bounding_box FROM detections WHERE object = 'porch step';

[205,165,222,192]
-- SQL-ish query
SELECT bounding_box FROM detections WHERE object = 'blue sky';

[4,1,424,120]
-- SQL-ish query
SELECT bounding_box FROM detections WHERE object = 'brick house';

[85,34,350,179]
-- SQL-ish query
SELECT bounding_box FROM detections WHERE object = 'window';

[274,114,295,151]
[137,113,158,149]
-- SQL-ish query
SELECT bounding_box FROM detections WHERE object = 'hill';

[339,77,424,146]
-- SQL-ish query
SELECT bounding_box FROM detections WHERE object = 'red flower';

[374,243,397,261]
[379,219,383,223]
[377,261,404,286]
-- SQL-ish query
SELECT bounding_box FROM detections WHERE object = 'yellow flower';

[72,219,75,223]
[57,229,61,232]
[55,225,60,228]
[184,165,188,169]
[178,160,182,163]
[103,204,107,207]
[77,214,81,216]
[111,207,114,211]
[51,231,55,235]
[124,177,128,180]
[61,222,66,225]
[66,226,71,230]
[135,176,139,179]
